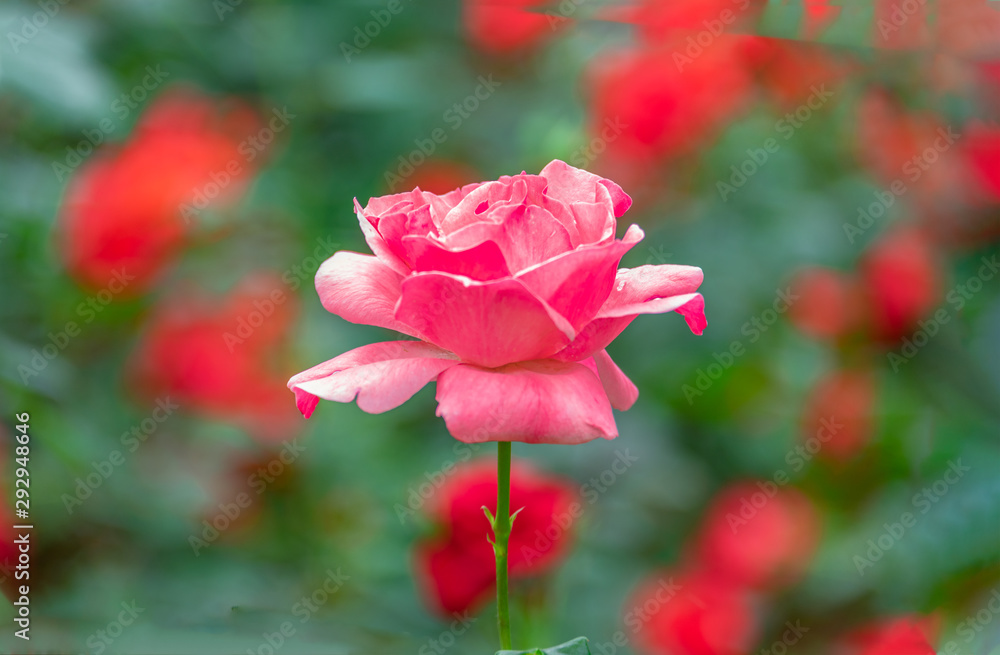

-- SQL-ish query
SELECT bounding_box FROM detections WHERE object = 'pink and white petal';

[395,273,575,368]
[596,264,705,316]
[289,341,459,416]
[354,198,410,275]
[439,182,501,234]
[553,293,706,362]
[517,224,644,331]
[403,235,512,280]
[589,349,639,411]
[540,159,632,217]
[493,204,575,272]
[315,251,420,337]
[435,360,618,444]
[571,200,617,245]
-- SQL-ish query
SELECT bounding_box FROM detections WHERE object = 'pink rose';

[288,160,705,444]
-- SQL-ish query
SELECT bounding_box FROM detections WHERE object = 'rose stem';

[495,440,513,650]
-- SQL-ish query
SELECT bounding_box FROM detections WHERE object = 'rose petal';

[442,203,575,272]
[554,264,706,361]
[435,360,618,444]
[315,251,420,337]
[354,198,411,275]
[517,224,644,330]
[289,341,459,416]
[540,159,632,217]
[586,349,639,411]
[403,235,512,280]
[395,273,575,368]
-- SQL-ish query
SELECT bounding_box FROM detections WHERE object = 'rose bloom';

[414,458,578,615]
[57,88,260,294]
[834,615,938,655]
[626,568,759,655]
[288,160,705,444]
[127,273,301,442]
[691,482,820,591]
[462,0,560,54]
[801,368,878,461]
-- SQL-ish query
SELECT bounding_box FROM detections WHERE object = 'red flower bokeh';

[57,88,261,294]
[836,615,939,655]
[126,273,301,442]
[692,482,820,591]
[462,0,559,54]
[801,368,878,461]
[627,568,759,655]
[414,458,578,615]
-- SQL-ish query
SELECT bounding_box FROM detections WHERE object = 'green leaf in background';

[497,636,592,655]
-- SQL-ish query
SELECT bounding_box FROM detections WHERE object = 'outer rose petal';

[435,360,618,444]
[554,264,706,361]
[288,342,458,416]
[403,235,512,280]
[395,273,575,368]
[354,198,411,275]
[315,251,420,337]
[517,224,644,331]
[539,159,632,218]
[585,350,639,411]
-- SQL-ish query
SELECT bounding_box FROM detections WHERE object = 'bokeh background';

[1,0,1000,653]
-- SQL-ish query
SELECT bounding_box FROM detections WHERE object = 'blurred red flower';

[627,568,759,655]
[126,273,301,442]
[586,40,751,170]
[57,88,261,294]
[414,458,578,615]
[835,615,938,655]
[692,482,820,591]
[964,120,1000,202]
[463,0,558,54]
[859,226,943,343]
[626,0,765,45]
[801,368,878,461]
[400,159,481,196]
[787,267,864,340]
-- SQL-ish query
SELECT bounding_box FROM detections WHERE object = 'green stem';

[495,441,513,651]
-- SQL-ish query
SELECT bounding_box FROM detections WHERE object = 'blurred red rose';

[787,267,864,341]
[126,273,301,442]
[586,40,751,170]
[624,0,765,46]
[400,159,481,196]
[859,226,943,343]
[57,88,261,294]
[835,615,938,655]
[627,568,759,655]
[801,368,878,461]
[414,458,578,615]
[964,120,1000,201]
[692,482,820,591]
[463,0,558,54]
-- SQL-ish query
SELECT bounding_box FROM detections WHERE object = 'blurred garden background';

[1,0,1000,653]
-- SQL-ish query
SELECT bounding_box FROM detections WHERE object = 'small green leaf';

[497,636,592,655]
